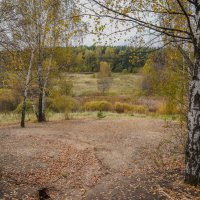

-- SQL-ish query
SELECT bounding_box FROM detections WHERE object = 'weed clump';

[84,101,112,111]
[97,110,105,119]
[115,102,148,114]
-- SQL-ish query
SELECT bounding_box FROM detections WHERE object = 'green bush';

[97,110,105,119]
[49,94,76,113]
[48,81,77,113]
[157,102,178,115]
[115,102,148,114]
[15,100,33,114]
[84,101,112,111]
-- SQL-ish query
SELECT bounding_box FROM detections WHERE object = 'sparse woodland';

[1,0,200,199]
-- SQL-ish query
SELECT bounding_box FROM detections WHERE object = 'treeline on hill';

[0,46,148,77]
[64,46,149,73]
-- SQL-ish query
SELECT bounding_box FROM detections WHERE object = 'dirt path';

[0,118,191,199]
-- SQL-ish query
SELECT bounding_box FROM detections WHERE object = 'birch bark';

[185,1,200,185]
[21,47,35,127]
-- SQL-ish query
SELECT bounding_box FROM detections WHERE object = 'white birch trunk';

[42,55,52,120]
[185,1,200,185]
[21,47,35,127]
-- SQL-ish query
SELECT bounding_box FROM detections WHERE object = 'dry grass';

[83,101,113,111]
[115,102,148,114]
[66,73,143,96]
[0,111,182,126]
[0,73,180,125]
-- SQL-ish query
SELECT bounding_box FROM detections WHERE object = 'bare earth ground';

[0,118,200,200]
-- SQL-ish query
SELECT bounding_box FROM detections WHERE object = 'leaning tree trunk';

[185,46,200,185]
[21,48,35,128]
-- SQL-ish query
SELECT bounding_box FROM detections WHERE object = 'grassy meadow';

[68,73,143,96]
[0,72,180,126]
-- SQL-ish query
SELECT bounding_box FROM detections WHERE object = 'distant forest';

[0,46,149,74]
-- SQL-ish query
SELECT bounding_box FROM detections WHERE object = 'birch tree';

[0,0,38,127]
[32,0,84,122]
[14,1,39,127]
[17,0,84,123]
[0,0,85,126]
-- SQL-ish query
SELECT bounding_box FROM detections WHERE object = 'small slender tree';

[97,61,112,93]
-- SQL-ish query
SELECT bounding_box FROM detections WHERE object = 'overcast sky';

[82,32,133,46]
[72,0,160,47]
[77,15,155,47]
[74,1,138,46]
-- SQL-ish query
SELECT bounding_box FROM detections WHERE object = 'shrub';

[15,100,33,114]
[0,89,20,112]
[48,88,76,113]
[130,105,148,114]
[84,101,112,111]
[48,80,77,114]
[136,97,160,113]
[97,110,105,119]
[49,95,76,113]
[157,102,178,115]
[115,102,148,114]
[115,102,125,113]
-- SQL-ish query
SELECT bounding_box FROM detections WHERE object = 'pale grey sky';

[74,0,161,47]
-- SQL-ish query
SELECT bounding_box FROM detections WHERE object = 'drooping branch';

[176,0,195,43]
[89,0,193,42]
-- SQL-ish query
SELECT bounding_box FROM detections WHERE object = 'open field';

[66,73,143,96]
[0,117,199,200]
[0,72,171,126]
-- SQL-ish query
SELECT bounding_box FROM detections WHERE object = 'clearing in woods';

[0,118,199,199]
